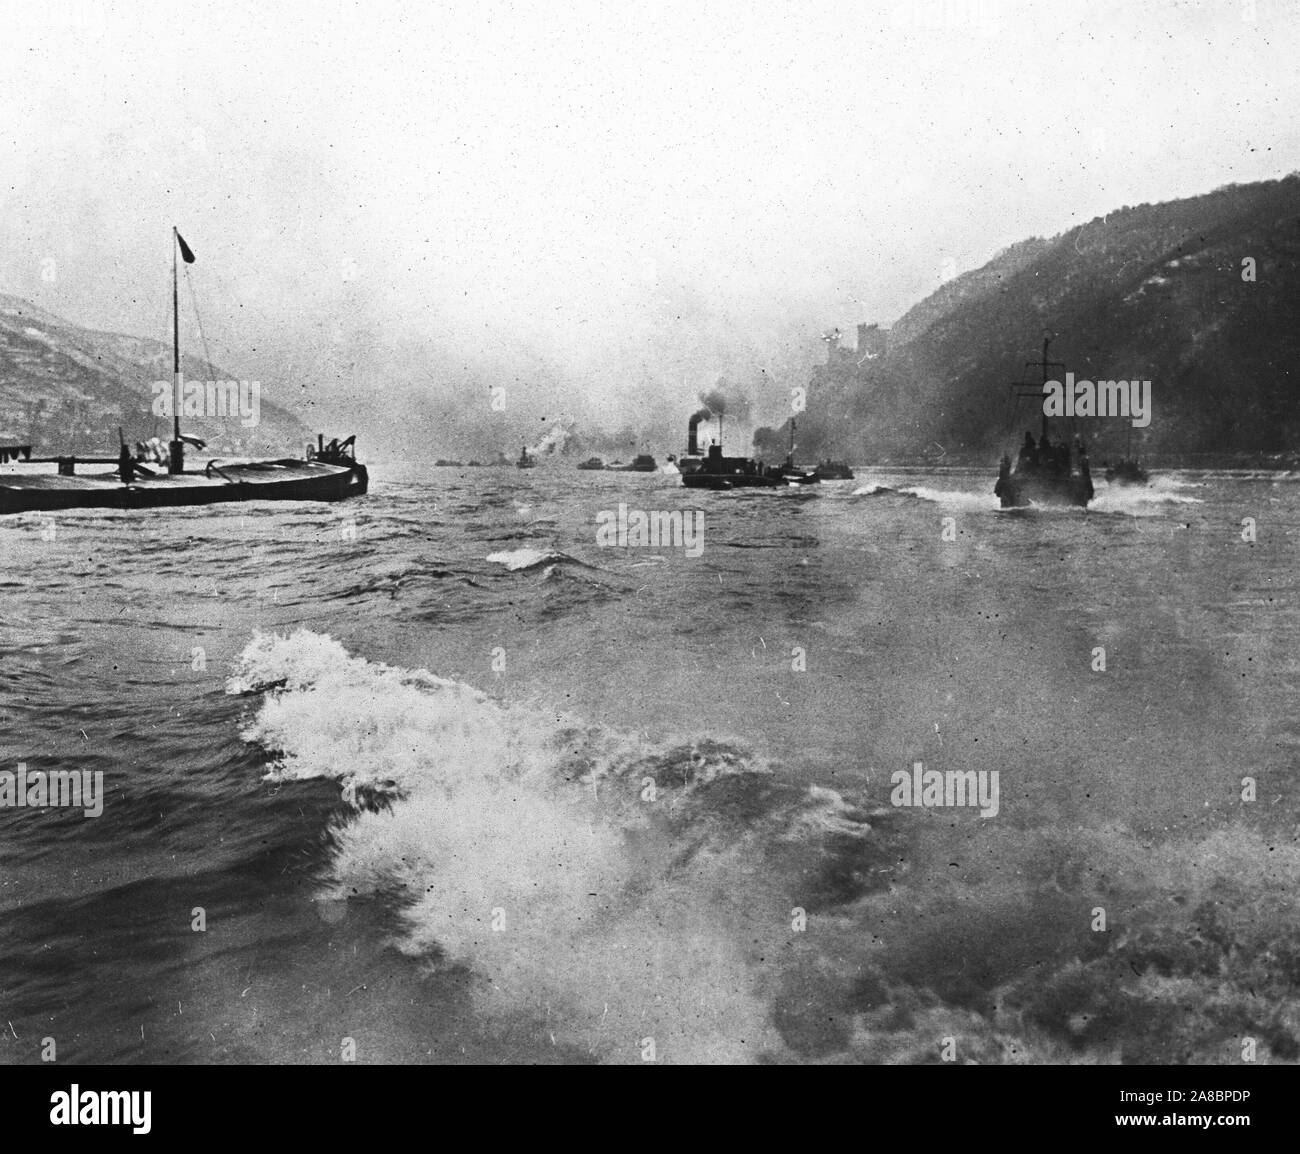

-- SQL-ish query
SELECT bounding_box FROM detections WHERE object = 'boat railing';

[313,434,358,466]
[205,460,239,484]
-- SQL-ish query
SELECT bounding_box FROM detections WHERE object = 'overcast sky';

[2,0,1298,450]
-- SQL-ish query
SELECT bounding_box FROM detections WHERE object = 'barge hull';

[0,459,367,515]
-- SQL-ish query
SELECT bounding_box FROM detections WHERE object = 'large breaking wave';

[228,630,1300,1064]
[227,628,900,1062]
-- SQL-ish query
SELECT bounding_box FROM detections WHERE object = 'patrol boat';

[994,336,1094,508]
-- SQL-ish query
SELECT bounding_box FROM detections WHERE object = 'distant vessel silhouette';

[813,460,855,481]
[1103,429,1150,484]
[1104,458,1150,485]
[606,454,658,472]
[774,418,819,485]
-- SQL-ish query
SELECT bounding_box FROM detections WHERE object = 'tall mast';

[1039,337,1050,442]
[1010,334,1064,443]
[170,227,184,472]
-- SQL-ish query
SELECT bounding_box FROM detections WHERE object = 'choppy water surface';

[2,464,1297,1064]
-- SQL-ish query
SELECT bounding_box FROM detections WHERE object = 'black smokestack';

[687,407,711,456]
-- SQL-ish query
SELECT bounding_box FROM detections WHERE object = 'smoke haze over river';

[3,1,1299,458]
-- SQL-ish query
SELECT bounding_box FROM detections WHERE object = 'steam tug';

[679,409,807,490]
[995,336,1094,508]
[673,410,709,478]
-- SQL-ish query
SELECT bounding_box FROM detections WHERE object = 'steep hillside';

[0,294,311,456]
[793,175,1300,466]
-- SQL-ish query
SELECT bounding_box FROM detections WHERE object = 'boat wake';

[1091,478,1204,515]
[853,483,999,511]
[894,485,1000,510]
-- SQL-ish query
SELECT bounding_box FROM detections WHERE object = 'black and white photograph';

[1,0,1297,1129]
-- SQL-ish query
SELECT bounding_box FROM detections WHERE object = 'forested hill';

[791,174,1300,466]
[0,294,309,457]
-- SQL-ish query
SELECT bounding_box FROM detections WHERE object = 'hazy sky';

[2,0,1298,451]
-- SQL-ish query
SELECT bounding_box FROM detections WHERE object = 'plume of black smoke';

[698,378,752,425]
[752,425,786,459]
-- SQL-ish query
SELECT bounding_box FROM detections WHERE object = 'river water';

[2,464,1297,1064]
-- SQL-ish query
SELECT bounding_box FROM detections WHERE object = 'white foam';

[897,485,1001,510]
[486,547,559,570]
[228,629,781,1062]
[1091,477,1204,515]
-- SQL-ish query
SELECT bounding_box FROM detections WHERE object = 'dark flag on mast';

[176,232,196,264]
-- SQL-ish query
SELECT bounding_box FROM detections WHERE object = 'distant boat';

[773,418,819,485]
[606,454,657,472]
[576,456,604,470]
[1103,431,1150,484]
[516,444,536,469]
[813,460,855,481]
[994,337,1094,508]
[1104,459,1150,485]
[0,227,367,516]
